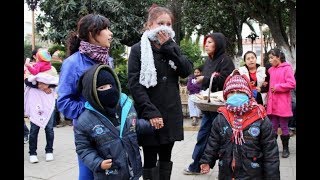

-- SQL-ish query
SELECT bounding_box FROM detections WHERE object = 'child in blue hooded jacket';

[75,64,153,180]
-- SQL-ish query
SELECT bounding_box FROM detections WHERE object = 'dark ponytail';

[66,32,81,57]
[65,14,111,58]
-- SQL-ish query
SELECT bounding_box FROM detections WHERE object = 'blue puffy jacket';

[75,64,153,180]
[75,93,152,179]
[57,51,96,124]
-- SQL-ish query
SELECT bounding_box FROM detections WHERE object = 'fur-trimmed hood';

[77,64,121,115]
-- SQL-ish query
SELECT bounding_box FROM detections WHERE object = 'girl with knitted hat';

[25,49,52,75]
[24,47,59,164]
[24,66,59,164]
[199,69,280,179]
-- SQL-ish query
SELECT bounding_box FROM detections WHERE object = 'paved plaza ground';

[24,118,296,180]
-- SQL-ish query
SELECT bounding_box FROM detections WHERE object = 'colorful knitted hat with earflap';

[36,50,52,62]
[223,69,252,100]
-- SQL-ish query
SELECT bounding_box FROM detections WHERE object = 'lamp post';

[246,32,259,51]
[259,24,264,66]
[26,0,40,51]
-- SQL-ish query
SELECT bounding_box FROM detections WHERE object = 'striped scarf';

[79,41,109,65]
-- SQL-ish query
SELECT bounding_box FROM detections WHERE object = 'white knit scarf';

[139,26,175,88]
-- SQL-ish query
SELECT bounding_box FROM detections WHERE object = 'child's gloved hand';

[136,118,155,135]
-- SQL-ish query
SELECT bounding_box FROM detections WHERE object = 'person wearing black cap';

[75,64,153,180]
[199,69,280,179]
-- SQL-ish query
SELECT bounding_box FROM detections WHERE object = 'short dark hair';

[30,48,39,61]
[243,51,257,61]
[268,48,286,62]
[195,65,203,72]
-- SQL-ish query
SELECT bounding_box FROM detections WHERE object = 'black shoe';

[282,148,290,158]
[280,135,290,158]
[183,167,202,175]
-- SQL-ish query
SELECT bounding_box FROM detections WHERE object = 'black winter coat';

[199,109,280,180]
[128,39,193,146]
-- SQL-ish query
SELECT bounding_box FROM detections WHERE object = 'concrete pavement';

[24,118,296,180]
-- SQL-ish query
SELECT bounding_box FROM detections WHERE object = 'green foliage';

[182,0,249,57]
[180,38,203,68]
[48,44,66,55]
[237,0,296,67]
[58,51,66,59]
[110,44,130,95]
[179,77,188,86]
[24,43,41,60]
[115,62,129,95]
[51,61,63,73]
[35,0,295,68]
[239,59,245,67]
[36,0,161,47]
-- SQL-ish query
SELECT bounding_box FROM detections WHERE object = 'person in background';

[24,48,39,70]
[187,66,203,126]
[75,64,153,179]
[266,48,296,158]
[183,32,235,175]
[239,51,269,105]
[24,119,29,144]
[25,49,52,75]
[24,57,31,144]
[199,69,280,179]
[24,50,59,163]
[128,4,193,180]
[56,14,114,180]
[31,48,38,62]
[288,71,296,136]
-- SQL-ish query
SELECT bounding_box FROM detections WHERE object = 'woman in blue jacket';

[57,14,114,180]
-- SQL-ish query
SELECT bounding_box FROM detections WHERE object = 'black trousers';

[142,142,174,168]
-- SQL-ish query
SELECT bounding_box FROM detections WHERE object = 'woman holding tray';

[183,32,235,175]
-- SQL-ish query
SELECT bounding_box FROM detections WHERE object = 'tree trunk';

[266,18,296,71]
[169,0,182,45]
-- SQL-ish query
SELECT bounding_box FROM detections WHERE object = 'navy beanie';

[96,69,119,110]
[96,70,117,89]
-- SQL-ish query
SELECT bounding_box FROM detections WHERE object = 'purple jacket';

[187,75,202,95]
[266,62,296,117]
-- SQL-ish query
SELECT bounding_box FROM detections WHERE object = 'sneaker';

[46,153,54,161]
[191,118,199,126]
[183,167,202,175]
[29,155,39,163]
[24,136,29,144]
